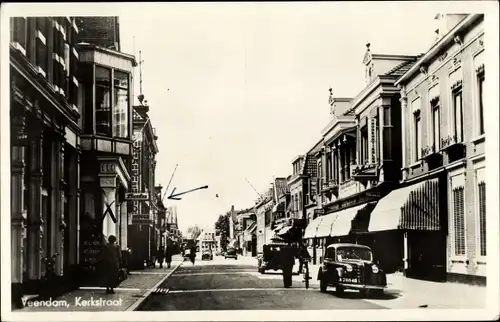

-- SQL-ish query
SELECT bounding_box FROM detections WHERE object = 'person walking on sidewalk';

[101,235,122,294]
[165,245,173,268]
[157,245,165,268]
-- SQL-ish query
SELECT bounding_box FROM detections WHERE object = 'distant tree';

[187,225,202,240]
[215,212,230,251]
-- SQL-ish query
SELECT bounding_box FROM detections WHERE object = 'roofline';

[370,53,419,61]
[395,14,482,86]
[76,43,137,66]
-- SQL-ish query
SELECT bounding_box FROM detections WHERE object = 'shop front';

[367,178,446,281]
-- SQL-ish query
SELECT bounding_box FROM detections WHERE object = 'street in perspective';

[3,2,497,321]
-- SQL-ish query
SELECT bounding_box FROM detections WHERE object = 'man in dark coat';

[189,245,197,265]
[281,245,295,288]
[157,246,165,268]
[165,245,173,268]
[101,235,122,294]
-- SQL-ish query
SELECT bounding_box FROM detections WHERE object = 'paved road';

[138,256,389,310]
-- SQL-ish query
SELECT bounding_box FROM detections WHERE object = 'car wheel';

[335,285,344,297]
[320,275,327,293]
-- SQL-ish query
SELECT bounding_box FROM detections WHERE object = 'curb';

[126,259,184,311]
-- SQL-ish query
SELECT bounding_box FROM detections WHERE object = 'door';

[408,231,446,281]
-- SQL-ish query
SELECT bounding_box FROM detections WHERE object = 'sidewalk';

[17,255,184,312]
[304,263,486,309]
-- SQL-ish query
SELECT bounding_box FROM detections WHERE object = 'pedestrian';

[281,245,295,288]
[189,245,196,265]
[165,245,173,268]
[157,245,165,268]
[101,235,122,294]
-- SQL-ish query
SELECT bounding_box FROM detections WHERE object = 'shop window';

[452,186,465,256]
[478,182,486,256]
[432,100,440,151]
[95,66,112,136]
[113,70,130,138]
[477,71,485,135]
[453,89,464,143]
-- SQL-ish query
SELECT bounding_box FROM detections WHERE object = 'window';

[35,18,48,75]
[453,186,465,256]
[478,72,485,135]
[453,90,464,142]
[95,66,112,136]
[113,70,130,138]
[10,17,27,52]
[432,101,440,151]
[318,161,322,188]
[360,126,368,163]
[478,181,486,256]
[414,112,422,160]
[375,116,380,161]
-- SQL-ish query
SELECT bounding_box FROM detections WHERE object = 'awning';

[330,204,366,237]
[278,226,292,235]
[316,213,337,238]
[368,178,440,232]
[272,201,285,213]
[273,223,284,232]
[350,202,377,234]
[303,216,323,239]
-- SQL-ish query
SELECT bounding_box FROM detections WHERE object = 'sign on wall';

[125,192,149,201]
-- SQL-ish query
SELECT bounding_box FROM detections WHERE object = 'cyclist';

[296,241,311,275]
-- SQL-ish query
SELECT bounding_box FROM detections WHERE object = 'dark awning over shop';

[350,202,377,234]
[368,178,440,232]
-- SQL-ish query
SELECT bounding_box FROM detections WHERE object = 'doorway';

[407,231,446,281]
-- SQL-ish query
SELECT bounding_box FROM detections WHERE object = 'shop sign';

[125,192,149,201]
[368,117,377,163]
[132,213,152,225]
[81,232,102,270]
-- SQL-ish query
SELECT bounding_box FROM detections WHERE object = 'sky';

[115,3,440,234]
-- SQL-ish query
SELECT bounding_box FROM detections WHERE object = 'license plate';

[340,278,358,283]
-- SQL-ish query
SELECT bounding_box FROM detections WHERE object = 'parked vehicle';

[201,250,214,260]
[224,247,238,259]
[317,243,387,296]
[257,241,288,274]
[183,248,192,261]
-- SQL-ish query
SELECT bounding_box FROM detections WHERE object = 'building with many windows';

[10,16,83,307]
[395,14,486,284]
[303,46,420,271]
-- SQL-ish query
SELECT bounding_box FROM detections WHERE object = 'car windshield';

[335,247,372,261]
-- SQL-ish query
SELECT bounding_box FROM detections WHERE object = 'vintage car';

[183,248,192,260]
[224,247,238,259]
[257,242,289,274]
[317,243,386,296]
[201,250,214,260]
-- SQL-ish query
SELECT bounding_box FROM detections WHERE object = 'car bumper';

[338,283,386,290]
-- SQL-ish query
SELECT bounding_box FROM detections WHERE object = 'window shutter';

[453,187,465,256]
[478,182,486,256]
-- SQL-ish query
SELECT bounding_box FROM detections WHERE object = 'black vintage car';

[225,247,238,259]
[317,243,386,296]
[257,242,289,274]
[201,250,213,260]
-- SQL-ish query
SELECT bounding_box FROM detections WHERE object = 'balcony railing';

[440,134,464,150]
[351,163,378,181]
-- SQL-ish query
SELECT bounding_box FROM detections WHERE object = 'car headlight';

[372,265,379,273]
[345,264,353,272]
